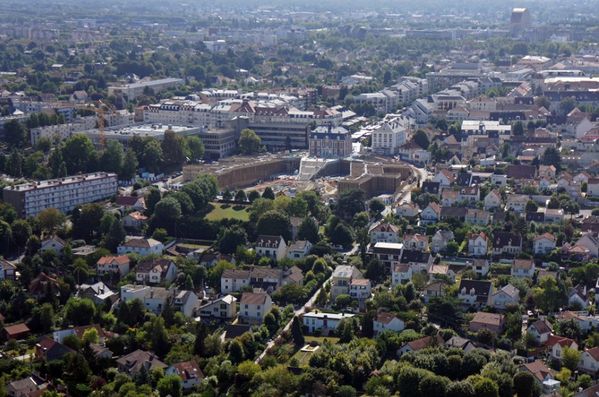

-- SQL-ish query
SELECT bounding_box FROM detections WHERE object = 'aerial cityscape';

[0,0,598,396]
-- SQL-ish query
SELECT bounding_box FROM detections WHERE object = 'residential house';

[166,361,204,390]
[372,242,404,268]
[117,237,164,256]
[373,312,405,335]
[395,202,420,218]
[402,234,429,252]
[506,164,536,181]
[3,323,31,340]
[116,349,167,376]
[569,284,590,309]
[420,202,441,224]
[399,250,433,273]
[123,211,148,229]
[397,335,444,356]
[423,281,447,303]
[239,291,272,324]
[432,230,455,253]
[302,311,355,334]
[255,235,287,261]
[458,186,480,203]
[440,206,467,222]
[173,290,199,317]
[511,259,535,278]
[539,165,557,179]
[120,285,173,314]
[471,259,490,277]
[433,170,455,187]
[286,240,313,259]
[441,189,459,206]
[220,266,299,294]
[35,337,74,362]
[484,190,502,211]
[369,222,400,244]
[7,376,47,397]
[392,263,413,286]
[547,335,578,361]
[445,336,476,352]
[40,236,66,254]
[469,312,505,334]
[0,259,16,281]
[492,232,522,255]
[198,295,237,320]
[116,195,146,211]
[506,195,529,213]
[428,264,455,282]
[528,319,553,345]
[421,181,441,196]
[97,255,131,277]
[28,272,61,299]
[468,232,488,257]
[580,347,599,374]
[521,360,557,393]
[575,233,599,257]
[534,233,556,255]
[491,283,520,310]
[135,258,177,285]
[331,265,363,300]
[349,279,372,302]
[465,209,491,225]
[588,178,599,197]
[457,279,493,307]
[77,282,117,305]
[544,208,564,223]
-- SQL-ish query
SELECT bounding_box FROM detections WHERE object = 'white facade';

[117,238,164,256]
[198,295,237,320]
[302,311,355,333]
[3,172,118,218]
[534,235,556,255]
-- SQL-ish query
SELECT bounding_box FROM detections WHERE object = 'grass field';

[205,203,250,222]
[288,337,340,367]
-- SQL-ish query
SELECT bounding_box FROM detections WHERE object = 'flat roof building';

[108,78,183,101]
[3,172,117,217]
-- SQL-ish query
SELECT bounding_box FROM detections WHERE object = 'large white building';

[302,311,355,334]
[108,78,184,101]
[3,172,117,218]
[371,115,412,155]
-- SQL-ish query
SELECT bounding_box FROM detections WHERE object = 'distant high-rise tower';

[510,8,531,37]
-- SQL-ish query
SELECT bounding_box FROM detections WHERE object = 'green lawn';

[205,203,250,222]
[305,336,340,345]
[288,337,339,367]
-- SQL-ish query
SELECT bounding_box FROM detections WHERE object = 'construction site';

[182,152,417,200]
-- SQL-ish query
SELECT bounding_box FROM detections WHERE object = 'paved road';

[255,275,333,363]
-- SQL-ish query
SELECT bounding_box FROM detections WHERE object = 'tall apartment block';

[3,172,118,217]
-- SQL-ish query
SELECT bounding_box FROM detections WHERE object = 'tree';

[238,128,262,154]
[4,119,28,147]
[298,217,319,243]
[186,136,205,161]
[472,377,499,397]
[37,208,66,233]
[72,203,104,240]
[525,200,538,213]
[193,322,209,356]
[513,371,536,397]
[0,221,12,256]
[11,219,31,251]
[29,303,54,332]
[157,375,182,397]
[330,223,353,249]
[562,346,581,371]
[150,316,170,357]
[105,220,126,252]
[153,197,182,230]
[256,210,291,241]
[248,191,261,202]
[141,139,163,173]
[228,339,245,364]
[336,189,365,221]
[64,298,96,325]
[513,121,525,136]
[161,129,187,168]
[82,328,99,344]
[414,129,430,149]
[291,316,305,347]
[146,187,161,214]
[61,134,96,174]
[262,187,275,200]
[72,258,90,284]
[541,147,562,172]
[447,381,476,397]
[369,199,385,217]
[101,140,125,174]
[235,190,247,202]
[218,226,248,254]
[120,149,139,180]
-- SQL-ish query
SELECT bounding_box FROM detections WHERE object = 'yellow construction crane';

[75,101,116,149]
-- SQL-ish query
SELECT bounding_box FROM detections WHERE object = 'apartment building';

[108,78,184,101]
[308,124,352,158]
[3,172,118,218]
[371,115,411,155]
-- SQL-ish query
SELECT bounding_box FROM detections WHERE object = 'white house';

[117,237,164,256]
[0,259,16,281]
[96,255,131,277]
[432,230,455,253]
[40,236,66,254]
[533,233,557,255]
[255,235,287,261]
[331,265,363,300]
[369,222,400,244]
[198,295,237,320]
[349,279,372,301]
[579,347,599,374]
[123,211,148,229]
[511,259,535,278]
[173,290,199,317]
[433,170,455,187]
[302,311,355,334]
[392,263,412,286]
[587,178,599,197]
[166,361,203,390]
[120,285,172,314]
[420,202,441,225]
[402,234,429,252]
[457,279,493,307]
[528,319,552,345]
[506,195,529,213]
[135,258,177,284]
[468,232,488,257]
[373,312,405,335]
[286,240,313,260]
[471,259,490,277]
[239,291,272,324]
[395,202,419,218]
[569,285,590,309]
[549,337,578,362]
[575,233,599,257]
[491,283,520,310]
